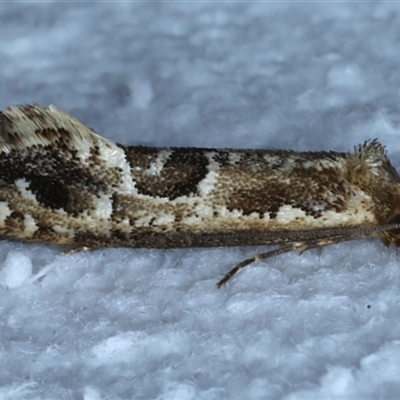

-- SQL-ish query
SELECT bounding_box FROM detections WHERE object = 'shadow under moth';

[1,104,400,287]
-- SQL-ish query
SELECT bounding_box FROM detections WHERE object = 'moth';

[1,104,400,287]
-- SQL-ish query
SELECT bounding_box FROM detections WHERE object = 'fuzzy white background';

[1,3,400,400]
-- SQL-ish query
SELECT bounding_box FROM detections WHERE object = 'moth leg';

[216,236,346,288]
[216,243,300,288]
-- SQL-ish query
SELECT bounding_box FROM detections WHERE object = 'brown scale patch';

[111,193,127,223]
[240,151,268,166]
[35,128,57,141]
[269,158,285,170]
[30,222,74,244]
[118,144,161,172]
[4,211,24,231]
[110,229,131,243]
[223,162,351,218]
[213,151,230,167]
[125,146,209,199]
[86,146,123,188]
[20,105,50,125]
[57,127,73,143]
[33,127,73,144]
[89,145,101,158]
[0,113,22,147]
[73,231,115,248]
[300,150,343,161]
[111,193,147,223]
[0,111,9,133]
[110,193,198,231]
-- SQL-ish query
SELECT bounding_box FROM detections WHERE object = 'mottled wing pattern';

[0,104,400,255]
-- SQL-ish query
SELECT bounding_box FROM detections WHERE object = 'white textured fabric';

[1,3,400,399]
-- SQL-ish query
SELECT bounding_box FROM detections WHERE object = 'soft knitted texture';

[1,3,400,399]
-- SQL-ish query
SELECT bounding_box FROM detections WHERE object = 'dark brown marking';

[125,146,209,199]
[222,162,353,218]
[0,143,121,214]
[28,177,70,211]
[213,151,230,166]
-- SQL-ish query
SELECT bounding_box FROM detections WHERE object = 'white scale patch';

[15,179,37,201]
[92,193,113,220]
[194,204,215,218]
[276,205,308,223]
[23,214,38,236]
[198,170,218,197]
[148,150,171,177]
[152,213,176,226]
[134,215,155,228]
[98,139,126,169]
[53,224,74,238]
